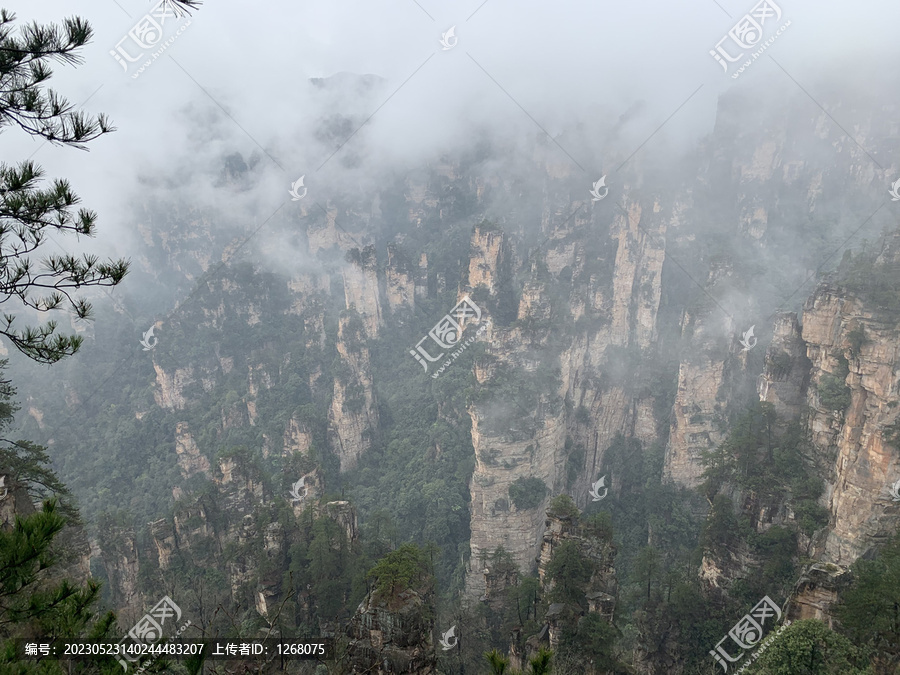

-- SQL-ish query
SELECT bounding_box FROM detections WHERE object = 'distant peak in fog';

[309,72,387,91]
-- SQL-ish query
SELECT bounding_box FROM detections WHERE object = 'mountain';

[6,71,900,673]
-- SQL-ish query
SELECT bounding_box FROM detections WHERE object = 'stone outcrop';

[536,509,617,605]
[464,185,670,597]
[798,283,900,564]
[346,589,436,675]
[385,244,416,312]
[328,313,379,471]
[323,500,359,543]
[510,503,618,669]
[146,450,287,611]
[343,245,383,338]
[465,399,567,600]
[153,364,195,410]
[609,198,666,349]
[783,562,852,629]
[663,311,734,489]
[283,414,314,457]
[149,517,177,572]
[468,224,505,292]
[757,312,811,421]
[175,422,212,481]
[98,523,143,622]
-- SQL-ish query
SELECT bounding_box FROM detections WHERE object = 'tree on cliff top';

[366,543,433,604]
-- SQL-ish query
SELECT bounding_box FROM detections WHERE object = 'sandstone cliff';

[346,588,436,675]
[328,312,379,472]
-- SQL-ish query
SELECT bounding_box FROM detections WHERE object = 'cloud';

[0,0,897,298]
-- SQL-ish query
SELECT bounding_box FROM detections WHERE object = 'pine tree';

[835,536,900,670]
[484,647,555,675]
[0,499,119,673]
[0,2,199,363]
[527,648,553,675]
[0,9,132,363]
[485,648,510,675]
[741,619,872,675]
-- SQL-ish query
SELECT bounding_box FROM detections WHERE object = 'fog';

[1,0,899,335]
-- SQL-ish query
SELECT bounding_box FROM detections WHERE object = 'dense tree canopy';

[742,619,872,675]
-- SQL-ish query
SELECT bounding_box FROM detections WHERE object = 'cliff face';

[757,313,811,421]
[791,283,900,564]
[343,245,383,339]
[97,523,143,621]
[328,312,379,472]
[175,422,212,481]
[747,247,900,575]
[507,507,617,669]
[115,447,361,627]
[153,364,196,411]
[783,562,852,629]
[22,71,900,672]
[282,413,314,457]
[468,224,505,293]
[385,244,417,312]
[536,512,617,610]
[663,299,757,490]
[608,199,666,350]
[465,398,567,600]
[463,182,669,598]
[346,589,436,675]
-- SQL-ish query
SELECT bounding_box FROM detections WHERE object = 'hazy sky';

[1,0,898,275]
